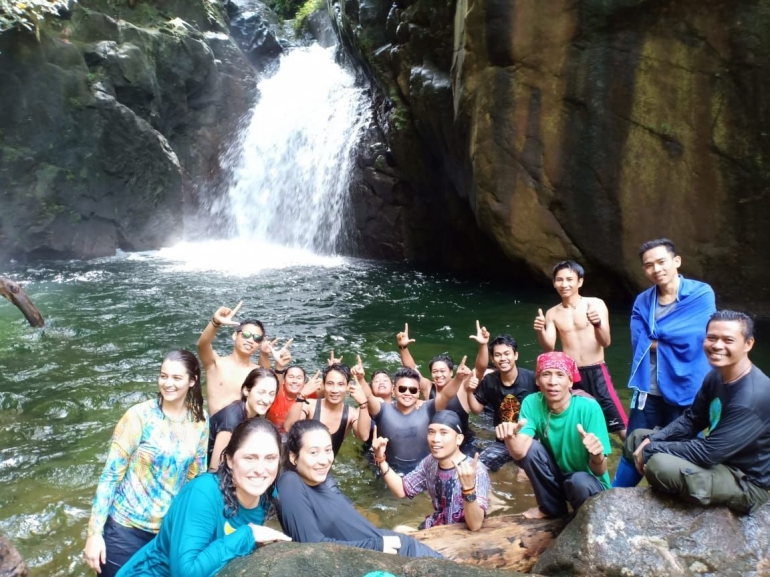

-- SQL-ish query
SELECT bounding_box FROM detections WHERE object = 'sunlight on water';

[144,240,347,275]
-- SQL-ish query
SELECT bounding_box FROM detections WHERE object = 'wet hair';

[241,368,279,399]
[552,260,585,280]
[639,238,676,260]
[429,354,454,372]
[488,334,518,356]
[217,417,282,518]
[708,310,755,341]
[157,349,205,422]
[371,369,392,382]
[322,363,351,383]
[283,420,331,473]
[285,365,306,379]
[394,366,421,385]
[236,317,265,334]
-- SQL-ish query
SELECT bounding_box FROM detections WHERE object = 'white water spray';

[225,45,369,254]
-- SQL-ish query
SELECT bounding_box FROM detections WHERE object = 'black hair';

[322,363,351,383]
[283,420,331,474]
[488,334,518,355]
[157,349,205,422]
[237,318,265,333]
[217,417,282,518]
[394,366,421,384]
[638,238,676,260]
[429,354,454,372]
[371,369,392,381]
[285,365,306,379]
[707,310,755,341]
[552,260,585,281]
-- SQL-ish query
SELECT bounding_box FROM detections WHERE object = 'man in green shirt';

[497,352,611,518]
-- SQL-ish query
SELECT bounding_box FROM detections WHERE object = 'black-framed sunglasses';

[397,385,419,394]
[238,330,264,342]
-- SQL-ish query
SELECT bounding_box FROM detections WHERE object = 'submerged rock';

[0,532,28,577]
[218,541,531,577]
[535,487,770,577]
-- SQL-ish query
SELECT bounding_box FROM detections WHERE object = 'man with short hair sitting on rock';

[497,352,611,519]
[625,310,770,513]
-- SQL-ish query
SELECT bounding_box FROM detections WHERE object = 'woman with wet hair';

[84,350,208,577]
[208,368,279,471]
[276,420,443,558]
[117,418,290,577]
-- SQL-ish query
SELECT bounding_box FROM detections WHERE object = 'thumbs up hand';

[533,308,546,332]
[586,300,602,327]
[577,423,604,459]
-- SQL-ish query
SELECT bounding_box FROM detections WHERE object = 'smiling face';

[430,361,452,389]
[537,368,573,411]
[284,367,306,396]
[641,246,681,288]
[233,323,263,356]
[323,369,348,405]
[492,344,518,373]
[244,377,278,417]
[226,430,280,506]
[371,372,393,400]
[427,423,461,461]
[291,428,334,486]
[157,360,195,406]
[553,267,584,299]
[394,376,420,410]
[704,320,754,371]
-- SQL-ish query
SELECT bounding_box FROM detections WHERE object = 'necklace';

[725,364,752,385]
[563,296,582,309]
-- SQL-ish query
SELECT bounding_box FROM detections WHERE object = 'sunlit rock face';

[0,0,256,261]
[333,0,770,308]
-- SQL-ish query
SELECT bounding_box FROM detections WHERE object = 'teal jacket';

[117,473,268,577]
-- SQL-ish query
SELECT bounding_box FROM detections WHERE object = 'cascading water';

[224,44,369,255]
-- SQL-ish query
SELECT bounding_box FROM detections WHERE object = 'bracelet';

[381,464,390,476]
[210,317,222,329]
[462,485,476,494]
[591,321,602,328]
[294,396,309,404]
[590,454,606,465]
[274,368,287,375]
[374,455,386,465]
[398,345,408,350]
[358,402,368,409]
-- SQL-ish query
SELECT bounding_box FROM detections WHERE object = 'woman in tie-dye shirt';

[83,350,208,577]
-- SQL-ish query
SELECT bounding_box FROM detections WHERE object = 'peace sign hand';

[371,425,389,461]
[396,323,416,348]
[274,338,293,370]
[261,337,279,355]
[455,452,480,491]
[469,320,490,345]
[213,301,243,326]
[350,355,366,381]
[301,370,322,398]
[327,349,343,366]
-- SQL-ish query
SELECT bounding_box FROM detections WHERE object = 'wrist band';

[591,321,602,328]
[358,402,368,409]
[274,368,287,375]
[462,485,476,494]
[381,464,390,475]
[210,317,222,328]
[374,456,386,465]
[399,345,408,350]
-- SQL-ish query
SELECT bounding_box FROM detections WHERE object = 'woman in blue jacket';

[117,418,290,577]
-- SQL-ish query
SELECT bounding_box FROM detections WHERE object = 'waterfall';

[225,44,369,255]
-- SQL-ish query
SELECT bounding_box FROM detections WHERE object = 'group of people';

[81,236,770,576]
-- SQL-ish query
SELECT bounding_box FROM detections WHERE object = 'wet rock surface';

[0,532,28,577]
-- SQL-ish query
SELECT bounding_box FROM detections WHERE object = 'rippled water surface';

[1,241,767,576]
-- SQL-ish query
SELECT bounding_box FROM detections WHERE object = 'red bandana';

[535,352,581,383]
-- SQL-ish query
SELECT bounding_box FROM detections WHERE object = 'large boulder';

[218,541,531,576]
[0,531,27,577]
[0,0,256,261]
[332,0,770,309]
[535,487,770,576]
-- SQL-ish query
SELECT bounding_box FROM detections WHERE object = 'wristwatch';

[463,491,477,503]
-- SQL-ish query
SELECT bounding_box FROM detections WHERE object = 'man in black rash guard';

[625,310,770,513]
[355,360,473,474]
[396,324,477,454]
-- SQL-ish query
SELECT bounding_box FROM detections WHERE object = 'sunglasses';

[397,385,419,395]
[238,330,264,342]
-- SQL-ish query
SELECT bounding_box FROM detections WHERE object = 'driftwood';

[0,276,45,327]
[412,513,567,574]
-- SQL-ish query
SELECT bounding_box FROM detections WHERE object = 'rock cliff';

[333,0,770,308]
[0,0,256,260]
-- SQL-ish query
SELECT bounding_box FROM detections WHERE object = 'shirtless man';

[534,261,628,440]
[197,302,273,416]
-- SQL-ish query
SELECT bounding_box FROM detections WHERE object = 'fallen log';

[0,276,45,327]
[412,513,567,573]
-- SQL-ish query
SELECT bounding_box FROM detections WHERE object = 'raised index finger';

[283,338,294,349]
[459,355,467,368]
[472,452,480,468]
[231,301,243,316]
[476,319,481,332]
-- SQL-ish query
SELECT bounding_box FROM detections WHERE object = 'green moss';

[293,0,325,32]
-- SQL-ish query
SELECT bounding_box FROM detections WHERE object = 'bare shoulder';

[586,297,609,312]
[545,304,562,318]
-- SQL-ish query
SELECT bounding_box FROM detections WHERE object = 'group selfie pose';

[82,238,770,574]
